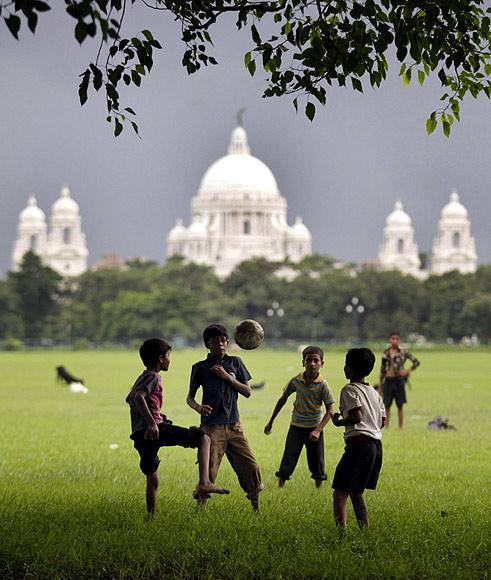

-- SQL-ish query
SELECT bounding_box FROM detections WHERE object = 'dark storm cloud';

[1,4,490,276]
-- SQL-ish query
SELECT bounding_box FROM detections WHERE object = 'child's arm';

[264,394,289,434]
[134,390,159,440]
[186,386,213,416]
[309,404,333,441]
[332,407,362,427]
[211,365,251,398]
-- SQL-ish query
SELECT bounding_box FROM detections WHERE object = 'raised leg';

[196,433,229,496]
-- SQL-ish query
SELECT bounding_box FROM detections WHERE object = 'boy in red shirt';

[126,338,228,514]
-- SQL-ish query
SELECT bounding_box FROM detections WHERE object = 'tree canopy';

[3,0,491,136]
[1,255,490,346]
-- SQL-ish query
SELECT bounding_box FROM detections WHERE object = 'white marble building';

[167,125,312,278]
[378,191,477,277]
[431,190,477,274]
[378,201,422,278]
[11,186,88,277]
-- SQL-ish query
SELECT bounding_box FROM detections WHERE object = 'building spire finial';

[236,107,246,127]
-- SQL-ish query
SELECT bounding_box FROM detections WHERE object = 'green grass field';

[0,348,490,579]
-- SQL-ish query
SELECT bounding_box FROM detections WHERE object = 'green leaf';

[442,120,451,137]
[402,68,411,87]
[27,12,39,34]
[114,118,123,137]
[75,22,88,45]
[305,102,315,121]
[418,70,425,86]
[131,121,140,136]
[485,63,491,76]
[244,51,251,67]
[251,24,261,45]
[78,70,90,106]
[351,77,363,92]
[141,29,154,42]
[125,107,136,116]
[131,70,141,86]
[5,14,21,40]
[293,97,298,112]
[247,59,256,76]
[426,112,437,135]
[33,1,50,12]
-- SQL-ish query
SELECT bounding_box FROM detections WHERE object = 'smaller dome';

[52,185,80,215]
[289,217,311,240]
[168,219,188,241]
[386,201,412,227]
[187,219,207,238]
[20,195,46,223]
[441,190,468,219]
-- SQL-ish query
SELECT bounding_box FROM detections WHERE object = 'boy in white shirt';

[332,348,386,529]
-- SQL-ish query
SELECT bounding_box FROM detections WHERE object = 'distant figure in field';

[379,331,420,429]
[264,346,334,488]
[332,348,386,530]
[125,338,228,514]
[187,324,263,512]
[56,365,84,385]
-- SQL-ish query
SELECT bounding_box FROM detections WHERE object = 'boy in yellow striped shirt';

[264,346,334,488]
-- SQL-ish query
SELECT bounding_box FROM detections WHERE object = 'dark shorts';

[383,377,406,408]
[130,422,204,476]
[332,438,382,493]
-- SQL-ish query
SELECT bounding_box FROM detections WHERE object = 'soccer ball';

[234,319,264,350]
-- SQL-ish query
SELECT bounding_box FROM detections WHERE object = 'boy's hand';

[264,423,273,435]
[332,412,343,427]
[211,364,231,381]
[144,423,159,440]
[309,428,321,441]
[198,404,213,416]
[399,369,410,377]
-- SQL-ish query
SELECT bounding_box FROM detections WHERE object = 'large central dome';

[197,127,280,200]
[167,123,311,277]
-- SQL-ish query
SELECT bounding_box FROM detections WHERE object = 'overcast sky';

[1,4,490,277]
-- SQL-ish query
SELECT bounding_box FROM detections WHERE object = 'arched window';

[29,235,37,251]
[63,228,71,244]
[397,238,404,253]
[452,231,460,248]
[243,220,251,235]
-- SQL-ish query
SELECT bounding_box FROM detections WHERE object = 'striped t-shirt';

[283,372,335,428]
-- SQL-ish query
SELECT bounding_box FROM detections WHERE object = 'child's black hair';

[302,345,324,361]
[389,330,401,337]
[139,338,171,368]
[203,323,228,346]
[345,348,376,378]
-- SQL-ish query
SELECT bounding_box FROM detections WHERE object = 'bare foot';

[315,479,323,488]
[278,478,286,488]
[198,483,230,495]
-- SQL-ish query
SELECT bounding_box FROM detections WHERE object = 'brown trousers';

[202,422,263,499]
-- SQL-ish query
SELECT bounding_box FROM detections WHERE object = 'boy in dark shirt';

[187,324,263,511]
[126,338,228,514]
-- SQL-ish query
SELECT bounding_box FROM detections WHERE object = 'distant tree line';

[1,252,490,347]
